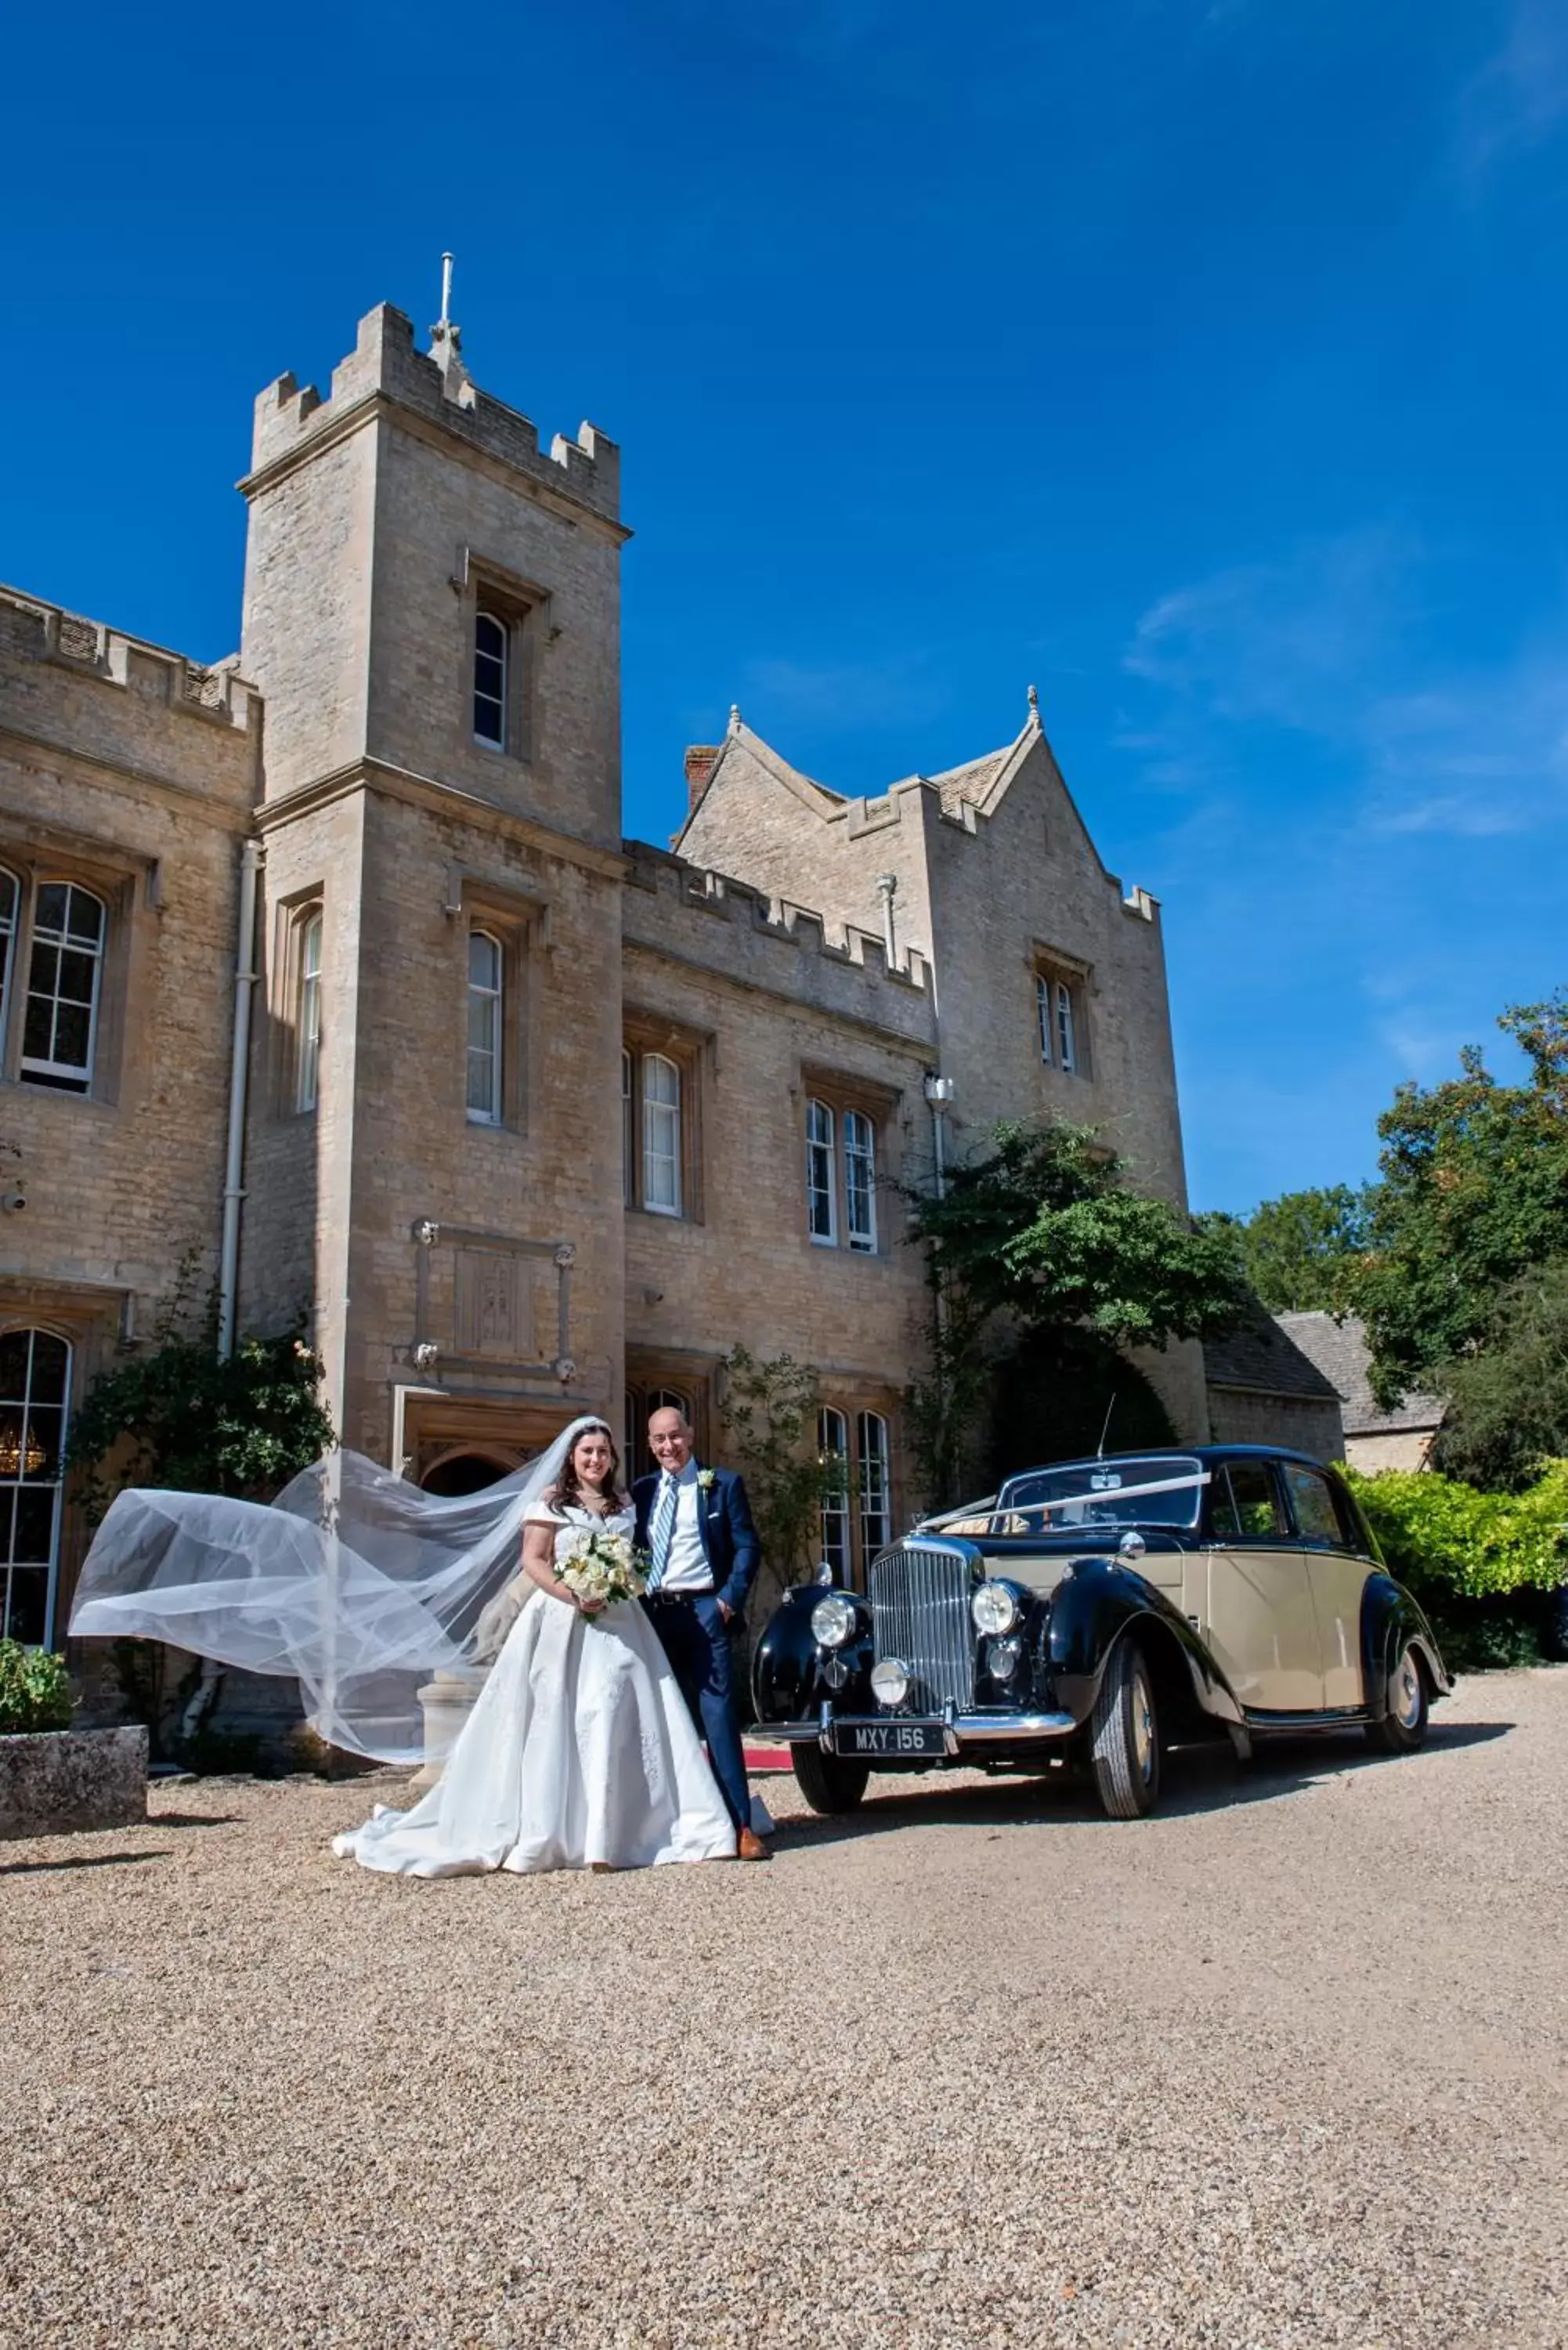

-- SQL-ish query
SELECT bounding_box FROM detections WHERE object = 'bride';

[333,1418,735,1875]
[69,1413,736,1876]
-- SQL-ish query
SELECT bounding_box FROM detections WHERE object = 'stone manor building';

[0,298,1208,1653]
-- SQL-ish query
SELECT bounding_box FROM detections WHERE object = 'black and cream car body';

[752,1445,1451,1819]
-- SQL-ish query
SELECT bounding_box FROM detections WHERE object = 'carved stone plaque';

[454,1248,536,1361]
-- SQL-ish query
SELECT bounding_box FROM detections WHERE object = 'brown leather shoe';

[735,1826,771,1861]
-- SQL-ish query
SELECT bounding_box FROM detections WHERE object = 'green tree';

[1352,992,1568,1408]
[905,1120,1248,1504]
[1432,1258,1568,1493]
[1201,1184,1371,1313]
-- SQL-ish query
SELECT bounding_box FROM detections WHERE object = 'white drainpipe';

[218,837,262,1358]
[187,837,261,1748]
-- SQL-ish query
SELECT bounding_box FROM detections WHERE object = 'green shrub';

[0,1640,74,1734]
[1346,1461,1568,1601]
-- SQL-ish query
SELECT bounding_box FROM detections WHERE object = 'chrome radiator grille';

[868,1543,975,1712]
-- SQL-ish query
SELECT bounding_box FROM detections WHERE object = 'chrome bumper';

[766,1701,1078,1755]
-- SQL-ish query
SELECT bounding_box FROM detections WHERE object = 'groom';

[634,1405,769,1860]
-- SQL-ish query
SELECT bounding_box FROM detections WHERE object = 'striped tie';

[648,1473,678,1591]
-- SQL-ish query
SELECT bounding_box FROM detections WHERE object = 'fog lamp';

[870,1658,911,1709]
[988,1636,1023,1681]
[971,1582,1019,1637]
[811,1593,858,1650]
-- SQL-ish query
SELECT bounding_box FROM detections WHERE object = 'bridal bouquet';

[558,1528,649,1614]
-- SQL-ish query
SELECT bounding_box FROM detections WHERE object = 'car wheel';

[1090,1640,1161,1820]
[791,1744,871,1815]
[1366,1640,1429,1754]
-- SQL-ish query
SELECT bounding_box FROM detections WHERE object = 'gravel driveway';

[4,1669,1566,2348]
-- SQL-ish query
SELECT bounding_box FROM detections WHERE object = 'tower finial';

[1027,682,1040,724]
[728,702,742,735]
[429,252,475,410]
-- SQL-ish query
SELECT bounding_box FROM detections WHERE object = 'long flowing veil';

[67,1415,612,1763]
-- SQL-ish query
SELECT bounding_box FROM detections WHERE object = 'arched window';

[844,1110,876,1253]
[297,909,323,1112]
[818,1406,850,1578]
[466,929,504,1123]
[641,1054,681,1215]
[474,610,508,747]
[806,1099,836,1244]
[0,1329,70,1646]
[1036,971,1053,1065]
[857,1410,891,1560]
[23,882,105,1094]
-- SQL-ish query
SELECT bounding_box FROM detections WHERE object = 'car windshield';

[995,1456,1207,1531]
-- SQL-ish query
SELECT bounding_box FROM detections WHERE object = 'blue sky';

[4,0,1564,1211]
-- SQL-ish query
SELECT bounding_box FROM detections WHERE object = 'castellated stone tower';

[235,303,630,1466]
[240,301,625,845]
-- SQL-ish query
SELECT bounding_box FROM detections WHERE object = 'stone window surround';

[454,545,554,771]
[623,1008,709,1226]
[796,1063,901,1259]
[1032,945,1093,1080]
[0,829,154,1109]
[446,872,547,1138]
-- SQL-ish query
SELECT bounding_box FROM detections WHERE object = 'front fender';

[1046,1560,1242,1726]
[750,1585,873,1722]
[1360,1574,1451,1712]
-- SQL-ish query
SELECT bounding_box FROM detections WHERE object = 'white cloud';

[1456,0,1568,178]
[1120,529,1568,838]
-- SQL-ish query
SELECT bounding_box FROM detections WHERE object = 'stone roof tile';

[1275,1311,1446,1437]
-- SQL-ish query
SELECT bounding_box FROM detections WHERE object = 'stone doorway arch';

[419,1448,517,1498]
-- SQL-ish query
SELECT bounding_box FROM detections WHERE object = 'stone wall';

[1205,1386,1346,1465]
[0,586,258,1623]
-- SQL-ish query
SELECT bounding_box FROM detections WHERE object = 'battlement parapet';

[0,586,259,736]
[623,839,931,1019]
[247,305,621,523]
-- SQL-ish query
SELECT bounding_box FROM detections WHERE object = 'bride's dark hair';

[553,1419,625,1511]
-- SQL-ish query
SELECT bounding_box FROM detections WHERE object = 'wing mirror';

[1118,1530,1147,1561]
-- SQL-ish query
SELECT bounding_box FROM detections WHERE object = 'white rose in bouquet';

[557,1528,649,1615]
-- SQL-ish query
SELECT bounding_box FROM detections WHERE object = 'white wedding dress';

[331,1502,737,1876]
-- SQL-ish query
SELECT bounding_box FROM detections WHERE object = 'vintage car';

[751,1444,1451,1820]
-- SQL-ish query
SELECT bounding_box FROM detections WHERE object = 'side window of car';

[1214,1462,1286,1540]
[1284,1465,1344,1547]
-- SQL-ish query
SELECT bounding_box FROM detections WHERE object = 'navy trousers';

[645,1594,751,1833]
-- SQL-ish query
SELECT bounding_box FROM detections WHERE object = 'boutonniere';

[697,1469,717,1493]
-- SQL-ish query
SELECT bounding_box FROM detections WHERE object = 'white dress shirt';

[653,1459,714,1593]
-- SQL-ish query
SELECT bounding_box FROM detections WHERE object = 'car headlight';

[870,1658,911,1709]
[987,1636,1023,1681]
[811,1593,858,1650]
[971,1581,1019,1637]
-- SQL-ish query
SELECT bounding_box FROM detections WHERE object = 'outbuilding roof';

[1274,1311,1445,1437]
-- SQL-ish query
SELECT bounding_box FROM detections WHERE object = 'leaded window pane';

[807,1099,836,1243]
[0,870,17,1042]
[1056,981,1076,1073]
[642,1054,681,1215]
[23,884,103,1091]
[818,1407,850,1578]
[1036,972,1053,1065]
[466,930,503,1123]
[858,1411,891,1558]
[0,1329,70,1647]
[474,611,508,747]
[298,913,323,1112]
[844,1110,876,1253]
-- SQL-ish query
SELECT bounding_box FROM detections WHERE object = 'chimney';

[685,745,722,815]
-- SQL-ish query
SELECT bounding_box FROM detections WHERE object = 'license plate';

[837,1722,946,1758]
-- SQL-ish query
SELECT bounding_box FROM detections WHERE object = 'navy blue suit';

[633,1466,761,1833]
